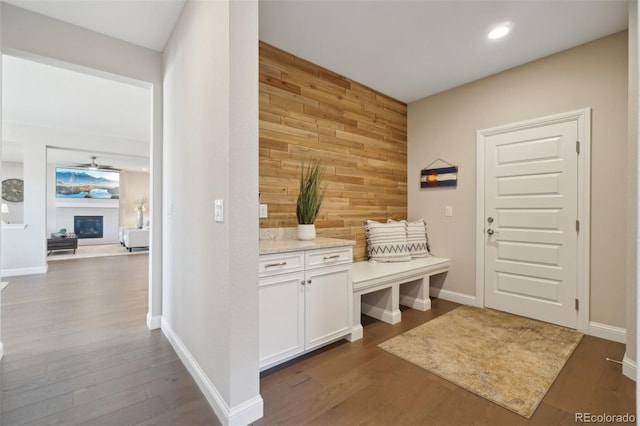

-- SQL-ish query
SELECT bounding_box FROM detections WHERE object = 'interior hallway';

[0,255,218,425]
[0,255,634,425]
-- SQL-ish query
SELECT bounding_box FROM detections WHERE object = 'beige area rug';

[47,243,148,261]
[379,305,583,418]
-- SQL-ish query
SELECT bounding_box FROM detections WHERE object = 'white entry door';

[482,117,581,328]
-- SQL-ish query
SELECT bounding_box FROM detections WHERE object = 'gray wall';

[408,32,629,329]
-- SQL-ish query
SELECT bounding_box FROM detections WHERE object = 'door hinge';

[575,298,579,310]
[576,141,580,155]
[576,219,580,232]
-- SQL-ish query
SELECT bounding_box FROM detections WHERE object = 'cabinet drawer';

[305,246,353,270]
[259,252,305,277]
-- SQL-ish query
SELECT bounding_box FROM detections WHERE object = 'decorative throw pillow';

[365,220,412,262]
[388,219,432,258]
[405,219,431,258]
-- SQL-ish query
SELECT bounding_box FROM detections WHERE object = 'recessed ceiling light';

[488,23,512,40]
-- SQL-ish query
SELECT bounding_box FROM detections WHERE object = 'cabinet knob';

[300,280,305,285]
[307,279,312,284]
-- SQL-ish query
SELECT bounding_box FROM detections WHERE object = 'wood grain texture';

[257,299,636,425]
[0,256,220,426]
[259,42,408,261]
[2,258,634,425]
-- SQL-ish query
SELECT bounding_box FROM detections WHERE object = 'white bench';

[347,256,451,341]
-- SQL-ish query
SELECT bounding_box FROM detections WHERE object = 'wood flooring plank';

[257,299,636,425]
[23,386,148,426]
[134,398,220,426]
[2,254,635,426]
[2,255,221,426]
[83,380,204,426]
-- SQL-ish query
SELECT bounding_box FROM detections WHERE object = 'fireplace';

[74,216,104,239]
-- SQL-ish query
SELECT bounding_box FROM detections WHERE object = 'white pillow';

[387,219,431,258]
[405,219,431,258]
[365,220,412,262]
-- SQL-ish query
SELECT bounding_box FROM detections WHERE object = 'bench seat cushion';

[352,257,451,292]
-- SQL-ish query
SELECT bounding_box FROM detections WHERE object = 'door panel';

[305,265,351,351]
[484,120,578,328]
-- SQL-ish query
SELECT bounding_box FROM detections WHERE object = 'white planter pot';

[136,209,144,229]
[297,224,316,241]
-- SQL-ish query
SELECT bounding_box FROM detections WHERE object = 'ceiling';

[2,54,151,171]
[0,0,630,170]
[3,0,185,52]
[259,1,629,103]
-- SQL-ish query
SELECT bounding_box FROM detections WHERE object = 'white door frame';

[475,108,591,333]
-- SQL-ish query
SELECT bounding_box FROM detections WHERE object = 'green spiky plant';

[296,159,326,224]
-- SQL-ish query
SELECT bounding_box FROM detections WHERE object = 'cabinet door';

[259,272,305,369]
[305,264,352,351]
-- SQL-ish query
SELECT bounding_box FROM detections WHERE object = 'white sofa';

[123,228,149,252]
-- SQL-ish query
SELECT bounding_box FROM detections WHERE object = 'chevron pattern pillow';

[387,219,432,258]
[365,220,412,262]
[405,219,431,258]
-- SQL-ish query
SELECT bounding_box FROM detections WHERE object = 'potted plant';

[296,159,325,240]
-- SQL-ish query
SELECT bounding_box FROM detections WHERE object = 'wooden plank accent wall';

[259,42,408,261]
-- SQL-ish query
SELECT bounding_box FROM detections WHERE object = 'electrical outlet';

[259,204,268,218]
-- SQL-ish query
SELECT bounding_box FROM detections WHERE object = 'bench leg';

[399,276,432,311]
[361,285,401,325]
[346,292,364,342]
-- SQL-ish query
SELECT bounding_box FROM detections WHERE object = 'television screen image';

[56,168,120,199]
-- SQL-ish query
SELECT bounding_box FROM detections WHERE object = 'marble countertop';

[259,237,355,255]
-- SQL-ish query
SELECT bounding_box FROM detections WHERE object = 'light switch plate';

[445,206,453,217]
[215,199,224,222]
[259,204,268,218]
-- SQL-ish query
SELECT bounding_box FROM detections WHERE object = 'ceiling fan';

[73,156,120,171]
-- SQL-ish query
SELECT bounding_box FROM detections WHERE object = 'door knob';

[487,228,495,235]
[487,217,494,224]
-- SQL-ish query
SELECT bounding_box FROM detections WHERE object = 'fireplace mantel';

[56,201,119,209]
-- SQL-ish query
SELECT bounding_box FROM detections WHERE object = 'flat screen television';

[55,167,120,199]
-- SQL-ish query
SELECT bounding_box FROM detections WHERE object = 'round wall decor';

[2,178,24,202]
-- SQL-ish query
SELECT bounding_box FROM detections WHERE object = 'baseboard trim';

[146,313,161,330]
[399,295,431,311]
[623,354,637,382]
[361,302,401,324]
[588,321,626,344]
[161,318,263,426]
[1,265,47,277]
[346,325,363,342]
[0,340,4,361]
[430,288,478,306]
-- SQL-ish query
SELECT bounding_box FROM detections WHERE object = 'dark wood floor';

[1,256,635,425]
[0,255,219,426]
[257,300,636,426]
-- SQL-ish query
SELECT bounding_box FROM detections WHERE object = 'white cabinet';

[259,245,353,370]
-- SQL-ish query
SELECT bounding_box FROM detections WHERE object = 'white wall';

[0,3,4,360]
[162,0,261,424]
[626,1,638,381]
[1,161,24,223]
[1,2,163,325]
[1,142,47,276]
